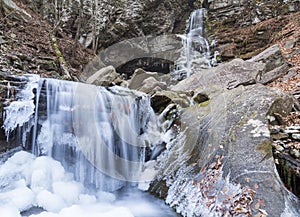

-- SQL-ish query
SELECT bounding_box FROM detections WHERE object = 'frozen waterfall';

[5,77,155,191]
[1,75,179,217]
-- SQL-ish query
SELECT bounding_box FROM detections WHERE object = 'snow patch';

[246,119,270,138]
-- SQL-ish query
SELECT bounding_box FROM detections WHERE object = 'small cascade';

[3,76,156,192]
[172,8,211,80]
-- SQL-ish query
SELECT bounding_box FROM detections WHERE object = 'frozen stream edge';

[0,151,179,217]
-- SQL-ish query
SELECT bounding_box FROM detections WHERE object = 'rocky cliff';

[205,0,300,61]
[19,0,201,50]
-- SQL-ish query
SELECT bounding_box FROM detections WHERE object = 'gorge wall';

[14,0,300,63]
[19,0,202,50]
[205,0,300,61]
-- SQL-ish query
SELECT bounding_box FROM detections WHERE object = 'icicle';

[3,75,39,145]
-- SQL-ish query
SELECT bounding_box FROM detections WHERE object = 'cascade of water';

[31,78,154,191]
[172,8,211,80]
[3,76,156,192]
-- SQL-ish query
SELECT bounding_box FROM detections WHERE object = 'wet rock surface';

[149,50,299,216]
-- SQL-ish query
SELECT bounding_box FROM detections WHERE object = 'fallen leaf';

[191,179,197,185]
[253,183,259,189]
[210,162,217,169]
[258,198,266,207]
[205,201,211,207]
[253,214,266,217]
[255,201,260,210]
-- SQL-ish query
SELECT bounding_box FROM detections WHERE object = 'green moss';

[256,140,273,160]
[231,133,236,142]
[198,100,210,107]
[237,112,257,126]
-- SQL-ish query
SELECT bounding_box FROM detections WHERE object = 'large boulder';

[128,68,167,94]
[128,68,159,90]
[173,44,288,93]
[149,55,300,216]
[85,65,125,87]
[138,77,167,95]
[151,90,192,113]
[172,58,264,92]
[249,44,289,84]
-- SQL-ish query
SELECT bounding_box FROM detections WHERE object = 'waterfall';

[172,8,211,80]
[3,76,156,192]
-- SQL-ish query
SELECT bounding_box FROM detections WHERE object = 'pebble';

[284,129,300,134]
[272,143,284,152]
[0,36,7,45]
[290,149,300,159]
[292,134,300,140]
[270,127,281,134]
[271,133,289,140]
[284,39,296,49]
[286,125,300,130]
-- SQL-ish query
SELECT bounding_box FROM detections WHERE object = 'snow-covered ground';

[0,151,177,217]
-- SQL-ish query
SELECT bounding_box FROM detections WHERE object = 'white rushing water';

[1,76,178,217]
[31,78,156,191]
[172,8,211,80]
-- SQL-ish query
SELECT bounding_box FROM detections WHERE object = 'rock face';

[271,123,300,198]
[0,72,30,152]
[205,0,300,61]
[149,47,300,216]
[23,0,202,50]
[0,0,94,80]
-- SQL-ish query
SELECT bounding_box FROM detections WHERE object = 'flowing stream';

[172,8,211,80]
[0,76,179,217]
